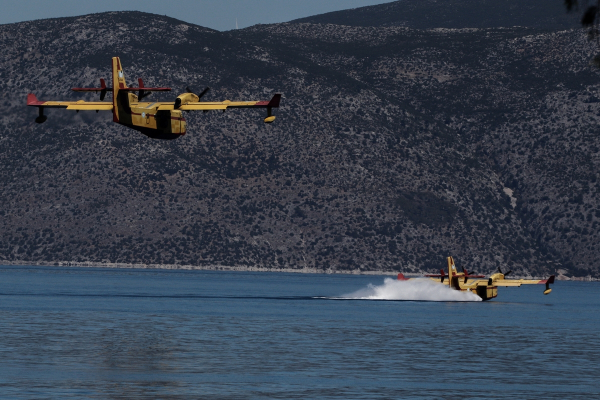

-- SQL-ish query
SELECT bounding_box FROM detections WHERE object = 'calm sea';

[0,266,598,399]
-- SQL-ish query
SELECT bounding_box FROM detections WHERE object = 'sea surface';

[0,265,598,399]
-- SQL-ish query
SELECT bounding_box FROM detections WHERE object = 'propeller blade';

[100,78,107,101]
[185,86,210,100]
[197,87,210,99]
[138,78,150,100]
[504,270,512,277]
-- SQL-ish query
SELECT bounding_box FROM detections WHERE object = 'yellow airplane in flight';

[27,57,281,140]
[397,256,555,301]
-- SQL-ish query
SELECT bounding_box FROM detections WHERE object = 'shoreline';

[0,259,401,276]
[0,259,598,281]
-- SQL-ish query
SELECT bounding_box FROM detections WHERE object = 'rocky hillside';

[293,0,579,30]
[0,8,599,278]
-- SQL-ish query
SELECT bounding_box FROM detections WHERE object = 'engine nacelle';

[174,92,199,109]
[488,273,504,282]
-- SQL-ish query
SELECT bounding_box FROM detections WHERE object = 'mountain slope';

[0,10,599,278]
[292,0,579,30]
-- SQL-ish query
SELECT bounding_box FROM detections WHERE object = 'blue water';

[0,266,598,399]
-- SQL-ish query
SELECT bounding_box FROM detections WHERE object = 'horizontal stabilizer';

[118,87,171,92]
[72,87,171,92]
[425,269,446,278]
[71,87,113,92]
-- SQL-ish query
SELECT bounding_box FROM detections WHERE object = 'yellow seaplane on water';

[27,57,281,140]
[397,256,555,301]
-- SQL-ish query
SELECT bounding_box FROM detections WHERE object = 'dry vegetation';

[0,9,599,278]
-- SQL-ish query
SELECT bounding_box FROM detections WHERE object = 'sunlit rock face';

[0,6,599,278]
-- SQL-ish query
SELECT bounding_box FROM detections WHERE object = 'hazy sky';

[1,0,397,31]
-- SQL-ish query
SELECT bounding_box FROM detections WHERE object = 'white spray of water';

[340,278,482,302]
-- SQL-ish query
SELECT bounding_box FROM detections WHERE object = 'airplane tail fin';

[447,256,455,272]
[447,256,456,286]
[112,57,127,92]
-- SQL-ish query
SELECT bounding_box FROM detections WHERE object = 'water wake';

[339,278,482,302]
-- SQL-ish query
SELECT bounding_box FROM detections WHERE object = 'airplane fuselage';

[116,93,186,140]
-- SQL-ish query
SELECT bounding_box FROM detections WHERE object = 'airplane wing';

[467,276,555,291]
[27,94,113,111]
[152,94,281,112]
[493,277,554,287]
[155,103,227,111]
[492,280,526,287]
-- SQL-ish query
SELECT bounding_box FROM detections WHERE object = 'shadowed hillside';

[0,8,599,278]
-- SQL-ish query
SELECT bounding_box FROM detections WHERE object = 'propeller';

[186,86,210,99]
[100,79,107,101]
[138,78,152,101]
[461,266,486,283]
[498,267,512,277]
[175,86,210,109]
[425,269,446,283]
